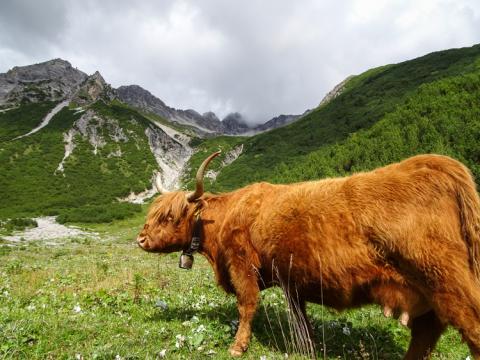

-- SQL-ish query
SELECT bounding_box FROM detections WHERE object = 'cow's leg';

[428,280,480,359]
[228,262,260,357]
[403,310,445,360]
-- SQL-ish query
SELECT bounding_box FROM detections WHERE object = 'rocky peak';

[72,71,116,105]
[203,111,220,123]
[0,58,88,106]
[117,84,171,119]
[222,112,250,134]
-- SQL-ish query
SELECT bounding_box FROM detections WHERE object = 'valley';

[1,43,480,359]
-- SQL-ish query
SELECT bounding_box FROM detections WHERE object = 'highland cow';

[137,152,480,359]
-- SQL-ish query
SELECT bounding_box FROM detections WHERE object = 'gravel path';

[14,100,70,140]
[3,216,98,242]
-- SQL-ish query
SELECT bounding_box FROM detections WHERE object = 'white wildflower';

[207,349,216,355]
[195,324,206,333]
[260,356,267,360]
[191,315,200,323]
[175,334,186,348]
[158,349,167,358]
[26,304,36,311]
[75,354,83,360]
[73,304,82,313]
[115,355,122,360]
[182,320,191,327]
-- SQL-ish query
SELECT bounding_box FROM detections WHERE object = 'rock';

[72,71,117,105]
[0,59,88,105]
[318,75,355,107]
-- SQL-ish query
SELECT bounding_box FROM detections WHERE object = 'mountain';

[117,84,305,135]
[0,59,87,105]
[201,43,480,191]
[2,43,480,225]
[116,85,223,135]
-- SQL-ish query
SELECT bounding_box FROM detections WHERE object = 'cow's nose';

[137,235,147,245]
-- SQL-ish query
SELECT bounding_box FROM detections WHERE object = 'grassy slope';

[269,70,480,184]
[0,102,57,142]
[0,216,469,359]
[212,44,480,190]
[0,101,159,221]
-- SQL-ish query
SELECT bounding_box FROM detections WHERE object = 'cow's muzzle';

[137,235,147,247]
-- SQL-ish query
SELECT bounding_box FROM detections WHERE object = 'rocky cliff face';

[0,59,88,106]
[318,75,355,107]
[73,71,117,105]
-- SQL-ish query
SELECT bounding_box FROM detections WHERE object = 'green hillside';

[0,101,159,222]
[210,44,480,191]
[1,44,479,224]
[271,71,480,183]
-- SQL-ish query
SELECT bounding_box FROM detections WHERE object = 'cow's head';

[136,151,220,253]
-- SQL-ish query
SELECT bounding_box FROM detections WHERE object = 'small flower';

[191,315,199,323]
[158,349,167,358]
[175,334,186,348]
[115,355,122,360]
[73,304,82,313]
[260,356,267,360]
[26,304,36,311]
[195,324,206,333]
[207,349,216,356]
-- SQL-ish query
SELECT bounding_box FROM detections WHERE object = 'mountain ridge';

[0,58,309,136]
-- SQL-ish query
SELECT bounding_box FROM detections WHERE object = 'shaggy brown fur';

[137,154,480,359]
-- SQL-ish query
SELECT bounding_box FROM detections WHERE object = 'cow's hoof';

[229,344,246,357]
[383,305,393,318]
[399,311,409,327]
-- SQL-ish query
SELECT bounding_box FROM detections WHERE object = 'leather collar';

[179,211,202,269]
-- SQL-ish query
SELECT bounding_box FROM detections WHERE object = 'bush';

[0,218,38,232]
[56,202,141,224]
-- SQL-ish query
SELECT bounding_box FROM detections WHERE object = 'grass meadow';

[0,210,471,359]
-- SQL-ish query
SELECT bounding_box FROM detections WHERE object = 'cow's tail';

[452,162,480,280]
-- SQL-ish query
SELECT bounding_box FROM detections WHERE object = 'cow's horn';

[187,151,221,202]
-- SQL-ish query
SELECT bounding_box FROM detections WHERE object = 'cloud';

[0,0,479,123]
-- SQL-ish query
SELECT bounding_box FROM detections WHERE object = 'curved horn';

[187,150,221,202]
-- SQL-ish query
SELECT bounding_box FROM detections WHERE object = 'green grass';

[0,215,470,359]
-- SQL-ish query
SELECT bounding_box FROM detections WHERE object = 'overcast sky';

[0,0,479,123]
